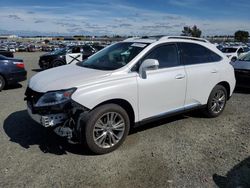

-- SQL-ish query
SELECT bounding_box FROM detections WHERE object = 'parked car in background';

[18,45,27,52]
[241,46,250,57]
[231,52,250,88]
[221,46,244,62]
[8,46,16,53]
[39,45,97,69]
[0,51,14,58]
[91,44,105,51]
[0,45,8,51]
[0,55,27,90]
[27,45,36,52]
[26,36,235,154]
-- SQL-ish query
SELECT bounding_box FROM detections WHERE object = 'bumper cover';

[27,105,68,127]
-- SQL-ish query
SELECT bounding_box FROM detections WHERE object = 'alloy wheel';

[210,89,226,114]
[93,112,125,149]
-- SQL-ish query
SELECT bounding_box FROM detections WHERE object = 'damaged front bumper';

[25,87,89,140]
[27,104,68,127]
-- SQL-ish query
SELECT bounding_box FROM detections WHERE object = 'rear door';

[66,46,83,64]
[178,42,222,107]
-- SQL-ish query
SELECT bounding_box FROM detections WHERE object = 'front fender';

[71,75,139,122]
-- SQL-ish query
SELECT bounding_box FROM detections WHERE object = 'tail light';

[13,62,25,68]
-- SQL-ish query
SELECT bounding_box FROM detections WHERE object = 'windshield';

[78,42,149,70]
[239,52,250,61]
[222,48,237,53]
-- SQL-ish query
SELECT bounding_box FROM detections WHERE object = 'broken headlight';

[35,88,76,107]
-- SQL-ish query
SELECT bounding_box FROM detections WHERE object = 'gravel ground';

[0,52,249,188]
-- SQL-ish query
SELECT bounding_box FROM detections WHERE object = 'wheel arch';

[217,81,231,100]
[52,58,66,66]
[94,98,135,126]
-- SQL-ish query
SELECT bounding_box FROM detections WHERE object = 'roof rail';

[123,36,210,43]
[159,36,210,43]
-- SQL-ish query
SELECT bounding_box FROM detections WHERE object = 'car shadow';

[31,68,43,72]
[213,157,250,188]
[3,83,22,90]
[4,110,203,156]
[3,110,93,156]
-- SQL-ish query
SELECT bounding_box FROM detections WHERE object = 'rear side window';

[144,44,179,68]
[178,43,222,65]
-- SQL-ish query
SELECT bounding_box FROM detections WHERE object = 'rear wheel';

[0,75,6,91]
[52,60,65,67]
[203,85,227,118]
[78,104,130,154]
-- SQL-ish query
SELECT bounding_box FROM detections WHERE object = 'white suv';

[25,36,236,154]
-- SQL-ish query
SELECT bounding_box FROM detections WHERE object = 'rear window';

[178,43,222,65]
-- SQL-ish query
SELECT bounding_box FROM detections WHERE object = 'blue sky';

[0,0,249,36]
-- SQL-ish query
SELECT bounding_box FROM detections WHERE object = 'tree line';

[181,25,249,42]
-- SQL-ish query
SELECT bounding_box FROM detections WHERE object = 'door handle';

[175,74,185,79]
[211,69,218,73]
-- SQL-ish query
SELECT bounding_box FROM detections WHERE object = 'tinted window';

[72,47,81,53]
[144,44,179,68]
[222,48,237,53]
[82,46,93,54]
[179,43,222,65]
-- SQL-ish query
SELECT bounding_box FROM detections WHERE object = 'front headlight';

[35,88,76,107]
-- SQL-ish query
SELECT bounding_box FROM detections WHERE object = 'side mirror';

[139,59,159,79]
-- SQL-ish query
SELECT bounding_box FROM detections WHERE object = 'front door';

[137,44,186,121]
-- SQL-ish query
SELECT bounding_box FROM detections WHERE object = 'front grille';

[25,87,44,104]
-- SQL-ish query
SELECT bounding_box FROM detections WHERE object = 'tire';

[0,75,6,91]
[78,104,130,154]
[203,85,227,118]
[52,60,65,67]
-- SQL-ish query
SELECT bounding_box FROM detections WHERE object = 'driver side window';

[143,44,179,69]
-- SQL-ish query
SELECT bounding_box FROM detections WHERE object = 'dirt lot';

[0,52,249,188]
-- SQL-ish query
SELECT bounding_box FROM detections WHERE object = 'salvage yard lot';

[0,52,249,188]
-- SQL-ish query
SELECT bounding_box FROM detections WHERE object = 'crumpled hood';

[29,64,111,92]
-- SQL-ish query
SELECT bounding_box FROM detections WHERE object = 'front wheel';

[203,85,227,118]
[78,104,130,154]
[52,60,65,67]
